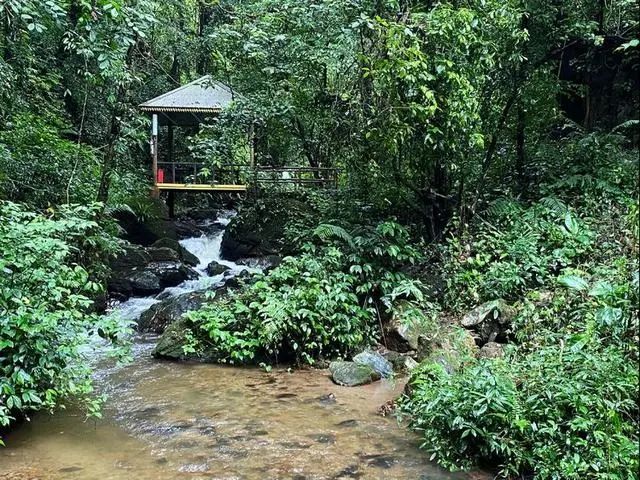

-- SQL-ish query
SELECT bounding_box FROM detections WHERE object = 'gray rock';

[329,361,381,387]
[146,261,199,288]
[138,290,209,333]
[129,270,162,296]
[174,220,203,239]
[147,246,180,263]
[206,261,231,276]
[384,300,434,353]
[111,244,151,270]
[403,356,419,371]
[153,318,194,360]
[151,238,199,267]
[353,350,393,378]
[478,341,506,359]
[461,300,515,344]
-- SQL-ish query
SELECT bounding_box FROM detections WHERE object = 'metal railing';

[156,162,339,189]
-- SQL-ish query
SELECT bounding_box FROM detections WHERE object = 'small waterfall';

[110,210,253,322]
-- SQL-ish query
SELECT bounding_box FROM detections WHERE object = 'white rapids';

[110,209,255,322]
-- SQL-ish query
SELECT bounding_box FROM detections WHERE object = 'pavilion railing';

[156,162,339,189]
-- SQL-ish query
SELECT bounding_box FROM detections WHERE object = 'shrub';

[185,220,426,365]
[0,202,128,440]
[399,340,639,478]
[0,114,99,207]
[444,197,594,309]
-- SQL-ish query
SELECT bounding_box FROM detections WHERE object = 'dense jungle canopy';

[0,1,638,479]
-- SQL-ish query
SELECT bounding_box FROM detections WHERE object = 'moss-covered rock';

[220,195,311,260]
[138,290,210,334]
[152,318,194,360]
[329,361,381,386]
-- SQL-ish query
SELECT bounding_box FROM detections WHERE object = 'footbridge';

[140,76,338,197]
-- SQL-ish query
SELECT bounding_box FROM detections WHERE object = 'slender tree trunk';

[515,104,527,196]
[96,41,138,203]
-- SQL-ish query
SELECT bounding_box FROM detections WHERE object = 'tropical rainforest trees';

[0,0,638,477]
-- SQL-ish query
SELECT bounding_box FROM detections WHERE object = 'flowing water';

[0,212,485,480]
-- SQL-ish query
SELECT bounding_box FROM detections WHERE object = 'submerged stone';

[329,361,381,387]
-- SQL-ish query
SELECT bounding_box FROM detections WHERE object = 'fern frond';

[313,224,354,248]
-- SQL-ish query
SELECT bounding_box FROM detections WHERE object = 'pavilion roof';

[139,76,236,114]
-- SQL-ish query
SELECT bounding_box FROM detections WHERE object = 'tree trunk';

[515,104,527,196]
[96,41,138,203]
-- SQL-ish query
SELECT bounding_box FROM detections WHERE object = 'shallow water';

[0,338,484,480]
[0,212,486,480]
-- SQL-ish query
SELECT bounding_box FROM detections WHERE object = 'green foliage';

[445,197,595,308]
[0,113,99,206]
[402,132,639,477]
[399,340,639,479]
[0,201,129,435]
[186,220,424,365]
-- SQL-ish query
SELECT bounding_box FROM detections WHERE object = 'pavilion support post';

[168,123,175,182]
[167,190,176,218]
[151,114,159,198]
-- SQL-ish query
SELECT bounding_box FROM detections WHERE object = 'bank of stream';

[0,212,484,480]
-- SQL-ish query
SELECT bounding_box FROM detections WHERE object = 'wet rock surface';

[138,290,210,334]
[205,260,230,276]
[329,361,381,387]
[108,244,199,299]
[460,299,515,344]
[353,350,393,378]
[151,238,200,266]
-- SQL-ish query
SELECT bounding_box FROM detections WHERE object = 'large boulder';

[329,361,381,387]
[138,290,209,333]
[110,244,151,270]
[153,318,194,360]
[353,350,393,378]
[146,261,199,288]
[384,300,436,353]
[128,270,162,296]
[151,238,199,267]
[478,341,506,359]
[112,204,177,247]
[460,299,516,344]
[417,327,478,374]
[173,220,204,239]
[153,318,221,362]
[147,246,180,263]
[108,241,199,299]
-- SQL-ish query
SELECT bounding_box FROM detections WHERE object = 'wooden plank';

[156,183,247,192]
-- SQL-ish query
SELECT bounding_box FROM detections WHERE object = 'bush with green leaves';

[399,338,639,479]
[0,201,128,441]
[401,142,639,477]
[444,197,595,309]
[0,114,99,207]
[185,220,426,365]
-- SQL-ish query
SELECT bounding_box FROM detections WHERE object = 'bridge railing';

[155,162,339,189]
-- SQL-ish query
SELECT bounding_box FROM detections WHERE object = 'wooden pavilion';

[140,76,340,215]
[140,75,253,195]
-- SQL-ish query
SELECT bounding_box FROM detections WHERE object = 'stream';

[0,212,481,480]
